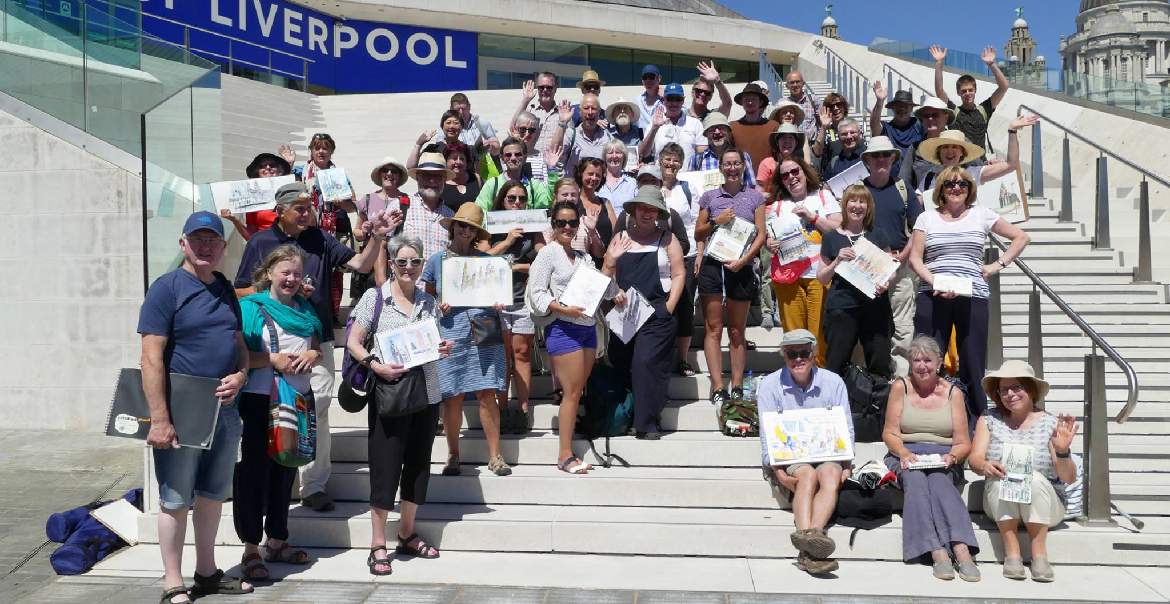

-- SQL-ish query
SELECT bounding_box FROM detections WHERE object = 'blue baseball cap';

[641,65,660,77]
[664,83,685,98]
[182,211,225,238]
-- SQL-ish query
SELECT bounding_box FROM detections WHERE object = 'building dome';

[822,15,836,26]
[1090,8,1137,37]
[1080,0,1168,12]
[1013,17,1028,28]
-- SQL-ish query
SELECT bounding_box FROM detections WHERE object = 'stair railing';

[985,237,1139,528]
[812,40,869,125]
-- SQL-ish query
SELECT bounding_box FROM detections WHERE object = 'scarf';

[240,292,323,353]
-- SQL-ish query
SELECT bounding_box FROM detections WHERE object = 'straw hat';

[369,156,408,187]
[919,130,985,166]
[605,97,641,124]
[860,136,902,164]
[702,111,731,135]
[913,96,956,124]
[982,360,1051,410]
[768,99,806,126]
[768,122,806,149]
[440,202,490,240]
[408,151,456,181]
[622,185,669,220]
[576,70,606,89]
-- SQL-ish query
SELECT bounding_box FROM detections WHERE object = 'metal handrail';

[813,40,870,122]
[1017,104,1170,190]
[881,63,934,101]
[990,236,1139,423]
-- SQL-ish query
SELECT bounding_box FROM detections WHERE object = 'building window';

[479,34,534,61]
[535,39,587,66]
[1143,12,1149,21]
[590,46,634,86]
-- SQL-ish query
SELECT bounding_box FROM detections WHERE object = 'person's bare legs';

[552,348,594,469]
[997,519,1022,558]
[725,299,750,389]
[442,396,463,458]
[477,389,503,458]
[675,335,693,367]
[158,507,190,602]
[1024,522,1049,558]
[789,466,819,530]
[370,505,391,567]
[810,463,842,529]
[701,296,725,393]
[513,334,534,412]
[191,498,249,588]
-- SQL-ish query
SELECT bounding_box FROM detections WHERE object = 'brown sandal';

[240,552,269,580]
[263,542,310,564]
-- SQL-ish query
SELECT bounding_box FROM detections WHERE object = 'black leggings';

[915,293,990,423]
[233,392,297,546]
[673,255,698,338]
[824,302,894,378]
[367,402,441,511]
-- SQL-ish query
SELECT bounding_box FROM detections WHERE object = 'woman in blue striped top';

[908,166,1030,424]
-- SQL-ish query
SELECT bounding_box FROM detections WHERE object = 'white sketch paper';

[835,235,899,299]
[932,274,974,297]
[677,168,725,195]
[315,167,352,203]
[767,218,813,266]
[825,161,871,200]
[977,169,1030,223]
[558,264,613,316]
[705,216,757,263]
[906,454,948,470]
[999,443,1035,504]
[605,288,654,344]
[485,209,549,234]
[210,175,295,214]
[441,256,512,307]
[376,319,442,369]
[90,498,142,546]
[762,406,854,467]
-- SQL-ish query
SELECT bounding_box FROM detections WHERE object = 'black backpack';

[840,364,890,443]
[576,364,633,468]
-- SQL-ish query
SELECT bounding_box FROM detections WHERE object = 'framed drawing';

[376,319,442,369]
[977,168,1030,223]
[441,255,512,307]
[485,209,549,234]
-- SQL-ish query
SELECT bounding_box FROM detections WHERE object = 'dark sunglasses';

[785,349,813,361]
[921,111,948,120]
[826,102,846,109]
[943,180,971,190]
[516,126,537,134]
[257,162,282,170]
[380,166,401,175]
[665,96,685,103]
[505,194,528,202]
[693,87,713,97]
[502,151,525,158]
[392,258,423,268]
[641,74,658,81]
[582,85,600,92]
[867,151,896,159]
[552,218,581,228]
[536,85,555,91]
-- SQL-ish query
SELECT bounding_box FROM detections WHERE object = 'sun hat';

[369,156,408,187]
[440,202,490,240]
[887,90,918,108]
[913,97,956,124]
[182,211,225,238]
[605,97,641,124]
[408,151,456,181]
[245,152,291,179]
[274,182,312,207]
[860,136,903,164]
[768,122,806,149]
[751,80,771,97]
[635,164,663,183]
[767,99,806,126]
[702,111,731,135]
[734,82,768,105]
[622,185,669,220]
[982,360,1050,410]
[780,328,817,348]
[576,70,606,89]
[919,130,985,165]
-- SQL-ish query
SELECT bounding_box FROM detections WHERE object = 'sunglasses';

[642,74,658,81]
[380,167,401,175]
[258,162,282,170]
[826,102,846,109]
[943,180,971,190]
[665,96,685,103]
[392,258,424,268]
[867,151,896,159]
[536,85,555,91]
[185,236,223,247]
[781,167,802,180]
[582,85,600,92]
[502,151,525,158]
[693,88,713,97]
[785,349,813,361]
[552,218,581,228]
[921,112,948,120]
[505,194,528,202]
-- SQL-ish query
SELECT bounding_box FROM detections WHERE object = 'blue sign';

[141,0,477,93]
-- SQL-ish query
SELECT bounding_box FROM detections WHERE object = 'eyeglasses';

[785,349,813,361]
[380,167,400,175]
[454,222,478,230]
[721,161,744,168]
[392,258,424,268]
[867,151,896,159]
[502,152,525,158]
[787,79,805,86]
[516,126,537,134]
[536,84,555,91]
[693,88,713,97]
[996,383,1027,397]
[552,218,581,228]
[943,180,971,191]
[505,194,528,203]
[665,96,685,103]
[185,236,223,247]
[781,167,803,180]
[258,162,282,170]
[826,102,846,109]
[582,85,600,93]
[642,74,658,81]
[921,112,947,120]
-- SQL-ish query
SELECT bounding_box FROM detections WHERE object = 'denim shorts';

[544,319,597,356]
[499,303,535,336]
[153,405,244,510]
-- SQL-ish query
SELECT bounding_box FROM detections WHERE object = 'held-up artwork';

[485,209,549,234]
[315,167,352,203]
[440,256,512,307]
[376,319,442,369]
[976,168,1030,223]
[210,175,296,214]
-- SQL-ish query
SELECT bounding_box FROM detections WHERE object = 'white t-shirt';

[770,189,842,280]
[243,319,313,396]
[652,114,707,172]
[663,182,699,257]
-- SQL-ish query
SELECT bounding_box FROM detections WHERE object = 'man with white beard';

[604,98,651,171]
[372,151,455,285]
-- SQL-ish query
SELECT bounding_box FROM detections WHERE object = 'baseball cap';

[182,211,225,238]
[663,82,685,98]
[779,329,817,348]
[641,65,661,77]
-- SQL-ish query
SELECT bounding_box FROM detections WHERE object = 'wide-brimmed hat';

[913,97,956,124]
[702,111,731,135]
[860,136,902,164]
[887,90,918,108]
[768,99,806,126]
[576,70,606,89]
[440,202,490,240]
[982,360,1050,410]
[605,97,641,124]
[622,185,669,220]
[370,156,408,187]
[919,130,985,165]
[246,152,291,179]
[768,122,806,149]
[408,151,456,181]
[734,82,769,105]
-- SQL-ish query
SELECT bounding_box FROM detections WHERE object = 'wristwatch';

[361,354,377,366]
[1055,449,1071,458]
[237,369,249,387]
[997,259,1008,268]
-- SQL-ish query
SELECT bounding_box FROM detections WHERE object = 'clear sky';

[717,1,1080,69]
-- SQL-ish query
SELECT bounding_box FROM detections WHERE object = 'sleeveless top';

[984,410,1062,485]
[898,378,954,446]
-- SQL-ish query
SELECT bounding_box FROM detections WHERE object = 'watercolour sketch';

[605,287,654,343]
[210,175,296,214]
[677,169,725,195]
[440,256,512,307]
[998,442,1035,504]
[977,168,1030,223]
[315,167,352,203]
[766,217,813,265]
[762,406,854,467]
[835,235,899,299]
[485,209,549,234]
[705,216,757,262]
[825,161,870,200]
[558,264,613,316]
[376,319,441,369]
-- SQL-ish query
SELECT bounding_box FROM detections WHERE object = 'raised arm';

[511,80,537,130]
[870,81,887,137]
[698,61,733,116]
[406,130,437,171]
[930,45,951,105]
[983,46,1010,109]
[980,115,1040,182]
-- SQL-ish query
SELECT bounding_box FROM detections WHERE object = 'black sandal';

[746,340,757,351]
[367,545,393,576]
[552,388,564,405]
[396,533,440,559]
[191,569,253,595]
[160,586,190,603]
[676,360,697,377]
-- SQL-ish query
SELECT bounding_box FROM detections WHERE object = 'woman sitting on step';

[881,335,979,582]
[970,360,1079,583]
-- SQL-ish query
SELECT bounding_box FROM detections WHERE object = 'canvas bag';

[259,308,317,468]
[770,190,826,284]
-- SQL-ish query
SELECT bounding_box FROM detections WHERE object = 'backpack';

[718,399,759,437]
[48,488,143,575]
[577,364,633,467]
[841,364,890,443]
[893,179,911,239]
[337,291,384,413]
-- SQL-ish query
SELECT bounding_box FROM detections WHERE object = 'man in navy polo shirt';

[234,183,394,512]
[869,83,926,176]
[139,211,252,601]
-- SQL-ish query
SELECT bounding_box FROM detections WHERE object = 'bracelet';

[1055,449,1071,458]
[1007,129,1019,135]
[361,354,376,366]
[811,214,819,226]
[997,259,1007,268]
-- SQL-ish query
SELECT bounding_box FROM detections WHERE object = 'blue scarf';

[240,293,323,353]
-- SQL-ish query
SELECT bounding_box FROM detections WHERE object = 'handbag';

[468,310,504,346]
[374,366,429,418]
[769,192,824,285]
[259,309,317,467]
[338,289,385,413]
[841,363,890,443]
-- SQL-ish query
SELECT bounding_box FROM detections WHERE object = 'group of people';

[139,51,1073,603]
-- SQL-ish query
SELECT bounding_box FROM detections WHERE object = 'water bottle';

[743,371,756,403]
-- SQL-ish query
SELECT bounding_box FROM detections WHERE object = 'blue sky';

[718,1,1080,69]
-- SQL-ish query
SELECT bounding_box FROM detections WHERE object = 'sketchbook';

[104,369,222,449]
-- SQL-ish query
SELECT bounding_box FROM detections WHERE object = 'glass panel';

[144,87,197,285]
[479,33,534,61]
[669,54,707,85]
[486,70,513,90]
[535,39,587,65]
[632,50,670,78]
[719,60,750,83]
[589,45,634,86]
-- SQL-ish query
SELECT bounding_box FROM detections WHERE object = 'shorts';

[544,319,597,356]
[697,257,758,302]
[153,405,243,510]
[499,303,535,336]
[780,460,843,477]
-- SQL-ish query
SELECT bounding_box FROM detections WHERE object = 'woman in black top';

[817,183,895,378]
[441,141,482,213]
[482,180,545,434]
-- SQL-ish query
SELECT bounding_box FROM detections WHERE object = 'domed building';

[1059,0,1170,83]
[820,6,840,40]
[1003,11,1048,88]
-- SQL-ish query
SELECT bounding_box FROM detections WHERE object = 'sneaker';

[511,408,530,435]
[760,313,774,329]
[710,388,730,406]
[730,385,744,401]
[301,491,334,512]
[803,555,839,575]
[803,527,836,559]
[488,455,512,476]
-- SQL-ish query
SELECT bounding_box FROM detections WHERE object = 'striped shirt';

[381,195,454,272]
[913,206,1000,299]
[527,244,619,327]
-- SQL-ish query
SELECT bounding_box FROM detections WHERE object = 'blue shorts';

[153,405,243,510]
[544,319,597,356]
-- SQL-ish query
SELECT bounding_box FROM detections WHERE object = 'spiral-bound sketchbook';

[104,368,222,449]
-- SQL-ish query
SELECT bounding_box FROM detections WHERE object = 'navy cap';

[663,82,684,98]
[182,211,225,238]
[641,64,660,77]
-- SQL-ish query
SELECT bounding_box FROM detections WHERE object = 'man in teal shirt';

[476,137,552,212]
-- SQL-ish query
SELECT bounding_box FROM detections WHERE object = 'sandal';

[675,360,697,377]
[442,454,461,476]
[366,545,392,576]
[240,552,269,581]
[746,340,757,351]
[191,569,253,595]
[559,456,590,474]
[263,542,310,564]
[396,533,440,559]
[160,586,190,604]
[552,388,564,405]
[488,455,513,476]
